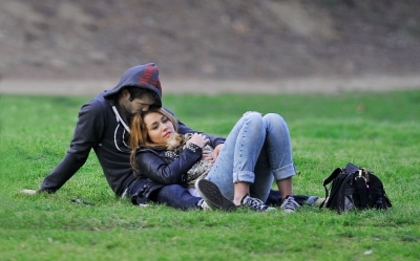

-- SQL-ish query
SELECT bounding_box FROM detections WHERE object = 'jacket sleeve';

[136,147,203,185]
[38,99,106,193]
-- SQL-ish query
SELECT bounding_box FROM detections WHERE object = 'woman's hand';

[186,133,209,148]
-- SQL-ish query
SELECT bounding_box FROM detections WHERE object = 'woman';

[129,108,236,211]
[130,108,302,212]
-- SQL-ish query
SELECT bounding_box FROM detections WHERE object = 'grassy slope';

[1,90,419,260]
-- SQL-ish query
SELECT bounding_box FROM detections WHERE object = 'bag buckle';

[355,169,369,183]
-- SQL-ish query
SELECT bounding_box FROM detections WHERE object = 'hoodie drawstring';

[112,106,131,133]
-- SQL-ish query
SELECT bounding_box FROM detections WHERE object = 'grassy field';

[1,90,420,261]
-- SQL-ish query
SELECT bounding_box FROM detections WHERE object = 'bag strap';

[319,168,342,209]
[322,168,343,187]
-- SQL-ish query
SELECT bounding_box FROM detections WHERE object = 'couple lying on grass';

[24,63,319,212]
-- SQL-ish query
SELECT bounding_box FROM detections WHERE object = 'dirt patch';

[2,75,419,96]
[1,0,420,94]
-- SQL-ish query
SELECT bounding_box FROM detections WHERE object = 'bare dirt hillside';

[0,0,419,93]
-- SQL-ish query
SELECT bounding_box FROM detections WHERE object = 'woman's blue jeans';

[206,112,296,202]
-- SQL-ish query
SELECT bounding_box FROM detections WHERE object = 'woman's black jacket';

[130,135,224,204]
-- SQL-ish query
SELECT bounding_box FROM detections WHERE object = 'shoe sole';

[195,179,236,212]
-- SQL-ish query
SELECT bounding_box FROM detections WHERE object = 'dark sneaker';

[241,194,276,212]
[195,179,237,212]
[280,196,300,213]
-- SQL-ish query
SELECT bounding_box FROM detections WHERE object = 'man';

[23,63,231,210]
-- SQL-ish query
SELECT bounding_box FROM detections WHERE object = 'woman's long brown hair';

[129,108,179,171]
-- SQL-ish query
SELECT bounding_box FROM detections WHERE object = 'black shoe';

[195,179,236,212]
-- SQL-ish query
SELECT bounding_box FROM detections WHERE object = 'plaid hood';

[104,63,163,107]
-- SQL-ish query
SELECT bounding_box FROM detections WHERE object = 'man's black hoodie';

[39,63,225,196]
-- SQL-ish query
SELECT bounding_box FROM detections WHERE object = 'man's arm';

[162,107,226,148]
[38,99,106,193]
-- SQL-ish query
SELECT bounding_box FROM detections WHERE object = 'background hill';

[1,0,420,82]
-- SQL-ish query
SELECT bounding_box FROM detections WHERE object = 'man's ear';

[121,89,130,99]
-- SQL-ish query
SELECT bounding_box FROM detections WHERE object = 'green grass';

[1,90,420,261]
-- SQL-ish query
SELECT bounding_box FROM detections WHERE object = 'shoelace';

[281,196,300,211]
[243,195,270,211]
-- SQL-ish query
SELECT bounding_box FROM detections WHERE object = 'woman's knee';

[263,113,288,130]
[242,111,264,128]
[263,113,285,123]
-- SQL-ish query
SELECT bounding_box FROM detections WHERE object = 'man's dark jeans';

[152,184,201,210]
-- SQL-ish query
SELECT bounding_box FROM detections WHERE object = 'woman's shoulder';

[136,146,175,165]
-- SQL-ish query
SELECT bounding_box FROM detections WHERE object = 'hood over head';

[104,63,163,107]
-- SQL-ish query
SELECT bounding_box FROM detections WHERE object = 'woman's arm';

[136,147,203,185]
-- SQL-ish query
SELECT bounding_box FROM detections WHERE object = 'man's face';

[119,90,155,117]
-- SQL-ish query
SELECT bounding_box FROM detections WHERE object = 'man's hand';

[201,149,213,161]
[211,144,224,162]
[21,189,37,195]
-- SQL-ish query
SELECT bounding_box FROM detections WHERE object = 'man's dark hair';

[125,87,160,103]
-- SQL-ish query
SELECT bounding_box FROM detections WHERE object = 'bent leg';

[264,113,296,198]
[251,113,296,201]
[206,111,265,200]
[263,113,295,179]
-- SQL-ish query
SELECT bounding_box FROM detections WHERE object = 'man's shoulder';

[81,94,111,113]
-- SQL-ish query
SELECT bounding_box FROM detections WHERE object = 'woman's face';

[143,112,175,146]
